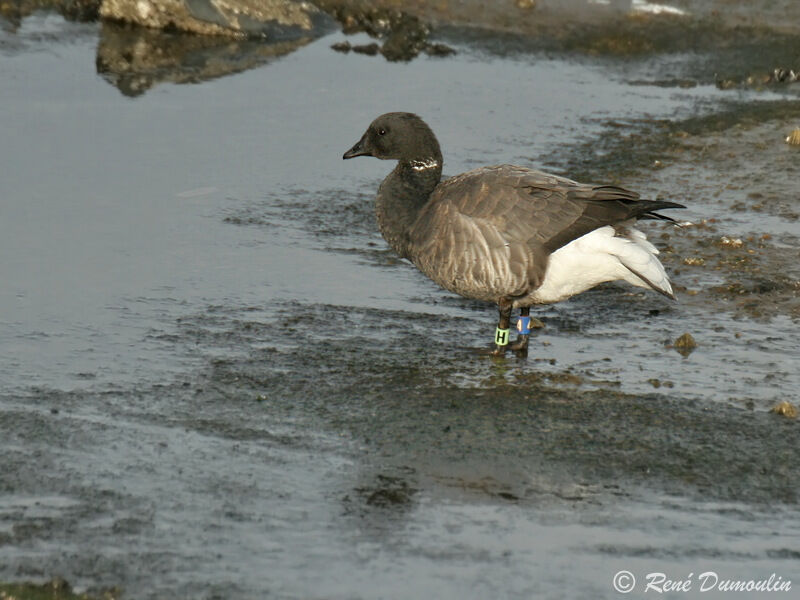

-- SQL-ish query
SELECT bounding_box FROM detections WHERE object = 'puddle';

[1,5,799,599]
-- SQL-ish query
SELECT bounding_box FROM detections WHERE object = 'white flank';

[531,225,673,303]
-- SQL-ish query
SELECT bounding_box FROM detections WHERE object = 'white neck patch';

[410,158,440,171]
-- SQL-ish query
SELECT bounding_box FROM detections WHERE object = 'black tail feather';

[631,200,686,224]
[639,211,682,224]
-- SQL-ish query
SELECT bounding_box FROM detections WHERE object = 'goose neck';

[375,160,442,257]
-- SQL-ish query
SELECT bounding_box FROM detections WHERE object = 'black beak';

[343,134,370,159]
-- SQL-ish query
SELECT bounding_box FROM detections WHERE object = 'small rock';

[772,68,798,83]
[352,42,380,55]
[50,577,72,593]
[672,332,697,357]
[785,128,800,146]
[770,401,798,419]
[331,41,351,53]
[719,236,744,248]
[379,14,428,61]
[516,0,536,9]
[424,42,456,57]
[683,257,706,266]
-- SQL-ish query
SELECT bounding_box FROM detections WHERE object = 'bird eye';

[378,128,386,135]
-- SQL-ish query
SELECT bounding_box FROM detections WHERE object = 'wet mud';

[2,1,800,598]
[4,294,799,596]
[179,300,800,505]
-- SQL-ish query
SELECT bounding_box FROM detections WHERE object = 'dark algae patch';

[0,578,119,600]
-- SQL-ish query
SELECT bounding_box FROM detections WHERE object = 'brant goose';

[343,112,684,355]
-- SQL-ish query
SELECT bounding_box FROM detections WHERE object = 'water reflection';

[95,21,312,96]
[0,0,99,32]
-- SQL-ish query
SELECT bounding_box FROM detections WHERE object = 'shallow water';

[1,7,799,599]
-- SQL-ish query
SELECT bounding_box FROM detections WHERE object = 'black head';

[343,112,442,164]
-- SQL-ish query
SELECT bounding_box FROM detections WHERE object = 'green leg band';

[495,327,510,346]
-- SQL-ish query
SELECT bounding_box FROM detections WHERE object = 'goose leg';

[489,299,513,356]
[509,306,531,355]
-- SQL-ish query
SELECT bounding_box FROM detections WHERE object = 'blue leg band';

[517,316,532,335]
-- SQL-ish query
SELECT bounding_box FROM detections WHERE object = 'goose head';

[343,112,442,166]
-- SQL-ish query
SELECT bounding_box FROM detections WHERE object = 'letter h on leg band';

[495,327,510,346]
